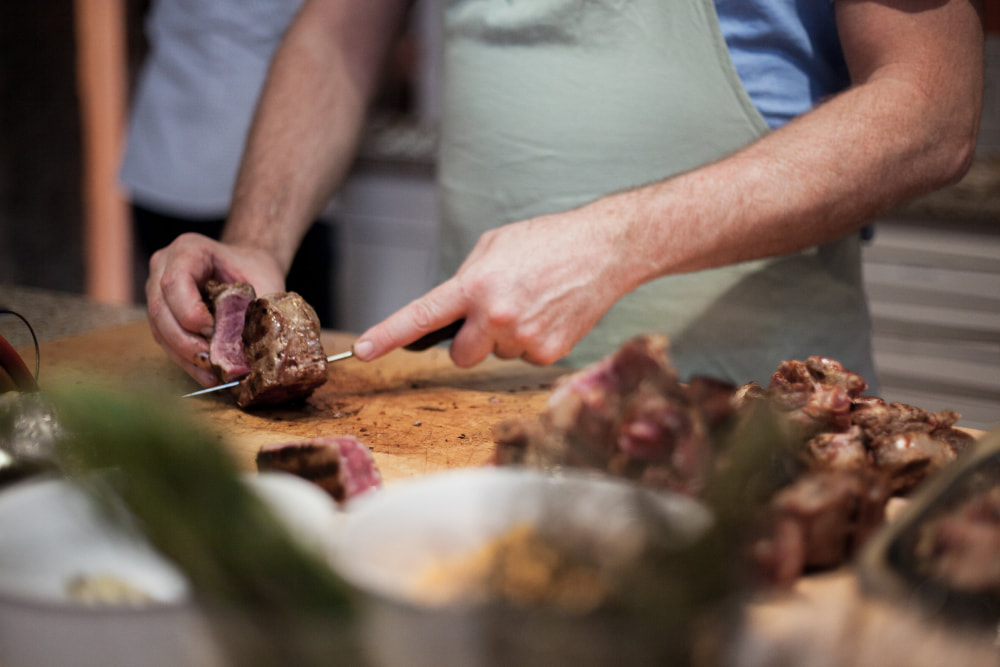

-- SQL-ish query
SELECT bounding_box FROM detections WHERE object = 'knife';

[182,319,465,398]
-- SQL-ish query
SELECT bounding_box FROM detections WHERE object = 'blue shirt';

[716,0,850,128]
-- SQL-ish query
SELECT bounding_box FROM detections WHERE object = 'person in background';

[120,0,337,325]
[144,0,983,392]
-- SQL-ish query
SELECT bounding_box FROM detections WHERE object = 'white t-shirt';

[119,0,303,217]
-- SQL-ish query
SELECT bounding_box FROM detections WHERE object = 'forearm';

[606,0,983,291]
[223,0,411,274]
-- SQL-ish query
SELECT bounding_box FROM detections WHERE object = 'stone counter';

[0,284,146,350]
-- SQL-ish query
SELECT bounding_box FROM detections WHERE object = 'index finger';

[145,239,218,385]
[353,282,466,361]
[157,257,216,340]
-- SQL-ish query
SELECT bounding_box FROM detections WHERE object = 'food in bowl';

[328,467,713,612]
[414,522,610,613]
[65,573,156,608]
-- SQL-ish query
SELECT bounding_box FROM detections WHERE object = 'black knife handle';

[403,319,465,352]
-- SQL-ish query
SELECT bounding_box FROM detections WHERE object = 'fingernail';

[353,339,374,360]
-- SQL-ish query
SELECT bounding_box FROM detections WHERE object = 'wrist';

[585,186,669,293]
[221,208,302,277]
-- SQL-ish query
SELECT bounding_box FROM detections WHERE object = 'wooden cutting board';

[25,321,1000,660]
[26,320,566,483]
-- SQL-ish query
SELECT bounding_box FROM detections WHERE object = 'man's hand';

[353,199,644,367]
[145,233,285,386]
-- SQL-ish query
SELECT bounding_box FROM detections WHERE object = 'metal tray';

[857,426,1000,628]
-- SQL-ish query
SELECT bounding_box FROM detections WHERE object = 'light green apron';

[438,0,878,390]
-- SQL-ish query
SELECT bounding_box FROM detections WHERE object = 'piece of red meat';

[868,431,958,494]
[201,280,256,382]
[767,357,866,438]
[805,426,869,472]
[256,435,382,504]
[495,335,734,495]
[236,291,328,408]
[851,397,974,493]
[917,487,1000,594]
[496,338,978,590]
[750,468,890,587]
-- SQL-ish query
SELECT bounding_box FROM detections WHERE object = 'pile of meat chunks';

[495,335,975,587]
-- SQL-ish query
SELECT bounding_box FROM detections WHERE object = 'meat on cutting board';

[237,291,328,408]
[256,436,383,503]
[201,280,256,381]
[494,334,737,496]
[199,283,330,408]
[493,336,979,589]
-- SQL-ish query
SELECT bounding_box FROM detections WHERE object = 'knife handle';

[403,319,465,352]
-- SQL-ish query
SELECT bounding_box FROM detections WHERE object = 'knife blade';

[182,320,465,398]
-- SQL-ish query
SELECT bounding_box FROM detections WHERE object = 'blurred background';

[0,1,998,428]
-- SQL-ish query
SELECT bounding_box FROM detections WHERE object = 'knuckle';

[408,299,440,332]
[475,228,499,248]
[145,296,165,322]
[527,339,569,366]
[175,231,207,249]
[484,302,518,331]
[512,320,541,346]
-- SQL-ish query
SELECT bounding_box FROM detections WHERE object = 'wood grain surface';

[26,320,565,482]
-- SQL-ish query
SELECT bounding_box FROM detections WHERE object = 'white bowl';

[328,466,714,667]
[0,472,341,667]
[332,466,712,607]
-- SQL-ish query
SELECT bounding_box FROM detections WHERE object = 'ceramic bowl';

[329,466,714,667]
[0,471,340,667]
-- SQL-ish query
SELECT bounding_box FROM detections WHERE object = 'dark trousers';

[132,204,338,327]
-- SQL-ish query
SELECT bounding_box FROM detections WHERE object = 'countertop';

[1,284,146,349]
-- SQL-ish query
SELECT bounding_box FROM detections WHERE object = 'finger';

[145,238,218,385]
[448,319,495,368]
[520,337,570,366]
[353,281,466,361]
[148,314,215,385]
[491,341,524,361]
[147,296,217,386]
[165,340,218,387]
[157,257,216,339]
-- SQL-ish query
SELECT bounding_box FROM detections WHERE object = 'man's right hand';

[145,232,286,387]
